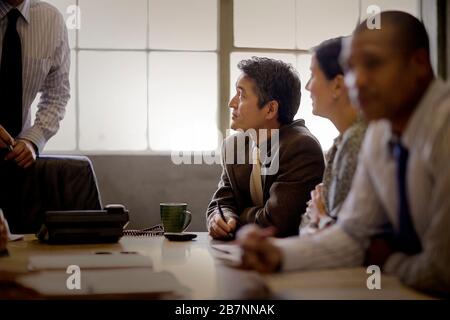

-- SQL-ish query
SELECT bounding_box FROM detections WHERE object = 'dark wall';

[89,155,222,231]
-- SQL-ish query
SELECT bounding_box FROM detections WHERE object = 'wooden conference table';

[0,233,433,299]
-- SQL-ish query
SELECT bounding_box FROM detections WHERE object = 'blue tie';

[392,141,422,255]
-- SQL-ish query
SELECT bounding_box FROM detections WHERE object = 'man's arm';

[383,115,450,295]
[241,135,324,237]
[206,164,240,223]
[19,12,70,153]
[206,139,241,237]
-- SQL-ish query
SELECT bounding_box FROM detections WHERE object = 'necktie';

[392,142,422,255]
[0,9,23,138]
[250,145,264,207]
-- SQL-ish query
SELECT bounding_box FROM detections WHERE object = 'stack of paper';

[17,269,189,297]
[18,253,189,297]
[28,253,153,271]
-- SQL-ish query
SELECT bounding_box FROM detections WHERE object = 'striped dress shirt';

[277,79,450,295]
[0,0,70,153]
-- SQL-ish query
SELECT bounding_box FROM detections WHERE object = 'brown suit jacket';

[206,119,325,237]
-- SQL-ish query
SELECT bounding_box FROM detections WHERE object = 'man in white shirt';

[0,0,70,165]
[237,11,450,296]
[0,0,71,232]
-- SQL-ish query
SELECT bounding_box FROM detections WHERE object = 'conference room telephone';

[37,204,130,244]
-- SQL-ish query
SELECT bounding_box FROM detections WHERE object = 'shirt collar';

[387,78,446,152]
[0,0,31,24]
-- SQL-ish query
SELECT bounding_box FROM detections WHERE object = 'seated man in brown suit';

[206,57,325,239]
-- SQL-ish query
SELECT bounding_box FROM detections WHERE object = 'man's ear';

[411,48,432,77]
[265,100,279,121]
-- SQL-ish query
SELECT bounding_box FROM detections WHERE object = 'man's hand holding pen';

[208,201,237,240]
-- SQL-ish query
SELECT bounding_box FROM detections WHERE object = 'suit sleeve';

[205,140,241,228]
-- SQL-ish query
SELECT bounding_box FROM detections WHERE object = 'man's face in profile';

[343,26,419,122]
[229,73,268,132]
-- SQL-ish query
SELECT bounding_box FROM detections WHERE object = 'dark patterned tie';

[392,141,422,255]
[0,8,23,138]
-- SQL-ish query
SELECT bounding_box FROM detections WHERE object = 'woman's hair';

[313,37,344,80]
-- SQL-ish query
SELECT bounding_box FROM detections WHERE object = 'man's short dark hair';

[237,57,301,125]
[356,11,430,56]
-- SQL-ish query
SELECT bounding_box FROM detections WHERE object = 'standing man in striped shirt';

[0,0,70,231]
[0,0,70,165]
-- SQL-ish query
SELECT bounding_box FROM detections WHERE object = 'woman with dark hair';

[300,37,367,235]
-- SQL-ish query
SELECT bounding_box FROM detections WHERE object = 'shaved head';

[356,11,430,59]
[342,10,434,133]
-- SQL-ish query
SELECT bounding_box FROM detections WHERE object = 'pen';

[0,136,14,152]
[217,201,234,239]
[0,141,13,152]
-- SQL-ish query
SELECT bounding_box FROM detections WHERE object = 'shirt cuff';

[18,126,47,154]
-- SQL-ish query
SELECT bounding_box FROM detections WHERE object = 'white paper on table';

[8,233,24,241]
[17,269,189,296]
[210,244,242,266]
[28,253,153,271]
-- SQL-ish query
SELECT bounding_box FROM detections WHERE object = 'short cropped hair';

[237,57,301,125]
[356,11,430,56]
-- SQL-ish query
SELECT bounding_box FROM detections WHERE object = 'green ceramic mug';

[160,203,192,233]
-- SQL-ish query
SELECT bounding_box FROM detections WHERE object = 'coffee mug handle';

[182,210,192,232]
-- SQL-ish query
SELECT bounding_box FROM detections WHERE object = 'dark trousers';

[0,153,102,234]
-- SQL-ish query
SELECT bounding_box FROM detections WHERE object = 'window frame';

[42,0,423,155]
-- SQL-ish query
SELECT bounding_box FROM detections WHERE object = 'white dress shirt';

[277,79,450,295]
[0,0,70,153]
